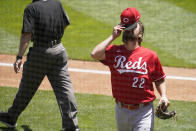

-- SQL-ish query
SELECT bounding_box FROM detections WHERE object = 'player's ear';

[138,33,142,38]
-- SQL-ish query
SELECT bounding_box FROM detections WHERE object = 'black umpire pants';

[8,43,78,129]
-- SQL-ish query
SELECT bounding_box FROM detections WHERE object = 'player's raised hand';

[112,25,125,39]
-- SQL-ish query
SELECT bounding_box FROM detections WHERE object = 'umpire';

[0,0,79,131]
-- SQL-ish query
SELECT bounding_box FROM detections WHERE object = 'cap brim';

[124,22,137,31]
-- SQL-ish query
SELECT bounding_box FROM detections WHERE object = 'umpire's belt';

[116,100,150,110]
[33,39,61,48]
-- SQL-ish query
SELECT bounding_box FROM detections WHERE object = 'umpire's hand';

[14,59,22,73]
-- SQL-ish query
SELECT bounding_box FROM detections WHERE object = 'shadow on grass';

[21,125,32,131]
[0,127,17,131]
[0,125,32,131]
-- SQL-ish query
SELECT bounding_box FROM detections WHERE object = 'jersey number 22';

[132,77,145,88]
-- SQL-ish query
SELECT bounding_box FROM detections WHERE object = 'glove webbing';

[155,102,177,120]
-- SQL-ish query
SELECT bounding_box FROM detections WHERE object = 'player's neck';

[124,41,140,51]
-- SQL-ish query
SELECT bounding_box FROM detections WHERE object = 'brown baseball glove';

[155,102,176,119]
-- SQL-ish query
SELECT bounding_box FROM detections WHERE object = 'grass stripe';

[0,28,19,54]
[160,0,196,13]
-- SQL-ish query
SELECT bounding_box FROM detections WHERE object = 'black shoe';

[61,127,79,131]
[0,112,17,128]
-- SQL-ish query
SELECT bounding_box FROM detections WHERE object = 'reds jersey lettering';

[104,45,166,104]
[114,55,148,74]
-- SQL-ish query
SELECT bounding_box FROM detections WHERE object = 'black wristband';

[16,55,22,60]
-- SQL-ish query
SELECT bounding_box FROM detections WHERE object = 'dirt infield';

[0,54,196,102]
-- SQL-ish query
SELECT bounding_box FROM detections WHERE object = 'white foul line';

[0,62,196,81]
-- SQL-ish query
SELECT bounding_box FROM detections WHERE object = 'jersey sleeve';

[22,6,35,33]
[100,45,115,66]
[151,55,166,82]
[59,3,70,26]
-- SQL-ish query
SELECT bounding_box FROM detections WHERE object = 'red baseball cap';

[120,7,140,31]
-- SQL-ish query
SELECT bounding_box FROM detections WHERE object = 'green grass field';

[0,87,196,131]
[0,0,196,67]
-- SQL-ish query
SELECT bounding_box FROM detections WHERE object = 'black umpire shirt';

[22,0,70,44]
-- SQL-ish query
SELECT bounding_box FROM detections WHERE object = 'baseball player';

[0,0,79,131]
[91,7,170,131]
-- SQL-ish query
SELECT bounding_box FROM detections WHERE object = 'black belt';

[33,39,61,48]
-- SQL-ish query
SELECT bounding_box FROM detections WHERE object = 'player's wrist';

[161,96,168,101]
[111,35,117,41]
[161,96,167,99]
